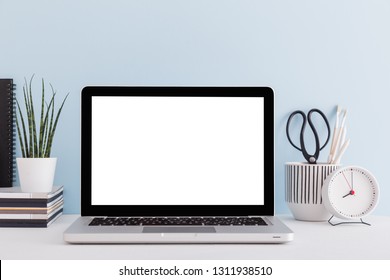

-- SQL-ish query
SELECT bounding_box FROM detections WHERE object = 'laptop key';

[89,217,267,226]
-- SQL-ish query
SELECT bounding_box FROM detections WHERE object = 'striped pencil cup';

[285,162,340,221]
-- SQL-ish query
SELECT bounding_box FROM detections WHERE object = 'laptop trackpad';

[143,227,216,233]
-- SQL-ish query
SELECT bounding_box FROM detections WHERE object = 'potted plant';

[15,76,68,192]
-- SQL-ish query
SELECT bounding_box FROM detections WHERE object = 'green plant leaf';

[15,99,30,157]
[23,78,33,157]
[28,76,38,157]
[15,75,68,158]
[45,93,69,157]
[44,87,56,157]
[15,105,26,158]
[38,78,45,157]
[42,95,55,157]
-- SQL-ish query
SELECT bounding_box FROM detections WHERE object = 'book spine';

[0,186,63,199]
[0,79,15,187]
[0,194,64,207]
[0,205,63,219]
[0,209,63,227]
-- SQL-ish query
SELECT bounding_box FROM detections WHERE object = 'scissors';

[286,108,331,164]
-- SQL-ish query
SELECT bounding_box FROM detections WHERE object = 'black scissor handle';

[307,109,331,152]
[286,109,331,164]
[286,110,306,152]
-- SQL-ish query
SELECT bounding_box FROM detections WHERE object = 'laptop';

[64,86,293,243]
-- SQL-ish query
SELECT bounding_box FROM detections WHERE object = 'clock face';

[322,166,379,219]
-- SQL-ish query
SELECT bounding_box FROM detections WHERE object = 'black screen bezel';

[81,87,274,216]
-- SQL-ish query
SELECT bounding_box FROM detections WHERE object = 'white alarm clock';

[322,166,380,221]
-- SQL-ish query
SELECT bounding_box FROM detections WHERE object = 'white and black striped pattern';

[285,163,339,204]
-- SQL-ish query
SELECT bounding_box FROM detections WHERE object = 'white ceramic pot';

[285,162,340,221]
[16,158,57,193]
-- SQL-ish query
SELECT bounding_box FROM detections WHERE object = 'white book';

[0,205,63,220]
[0,186,63,199]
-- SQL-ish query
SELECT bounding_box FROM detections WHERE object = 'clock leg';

[328,216,371,226]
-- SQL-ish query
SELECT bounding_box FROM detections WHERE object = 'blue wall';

[1,0,389,215]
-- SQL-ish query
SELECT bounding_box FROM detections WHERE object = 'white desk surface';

[0,215,389,260]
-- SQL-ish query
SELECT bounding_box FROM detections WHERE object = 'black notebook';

[0,79,15,187]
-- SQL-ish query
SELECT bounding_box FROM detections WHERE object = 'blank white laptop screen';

[91,96,264,206]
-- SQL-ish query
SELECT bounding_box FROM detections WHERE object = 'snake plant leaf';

[38,78,45,157]
[22,79,33,157]
[15,76,68,158]
[28,76,38,157]
[44,93,69,157]
[43,94,55,157]
[15,99,29,157]
[15,105,26,158]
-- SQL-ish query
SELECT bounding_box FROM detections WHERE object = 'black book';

[0,79,15,187]
[0,207,63,228]
[0,186,64,207]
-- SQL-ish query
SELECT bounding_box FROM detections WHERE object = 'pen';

[337,126,346,156]
[333,139,350,164]
[329,108,347,163]
[328,106,341,163]
[328,128,339,163]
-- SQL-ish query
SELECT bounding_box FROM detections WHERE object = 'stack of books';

[0,186,63,227]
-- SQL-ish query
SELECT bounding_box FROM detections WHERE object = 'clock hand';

[342,190,355,198]
[342,171,352,190]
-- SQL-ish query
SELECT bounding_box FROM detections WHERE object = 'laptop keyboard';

[89,217,267,226]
